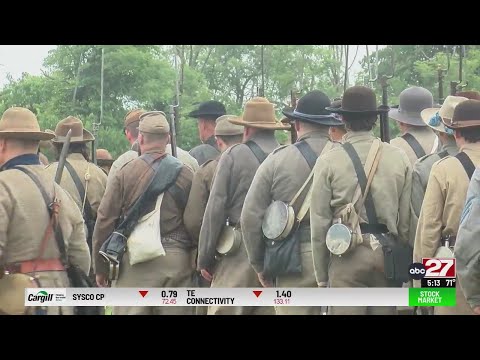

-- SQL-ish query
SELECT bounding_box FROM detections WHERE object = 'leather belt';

[5,259,65,274]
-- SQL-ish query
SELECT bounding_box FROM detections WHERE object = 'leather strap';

[402,133,426,159]
[64,161,94,250]
[245,140,267,163]
[343,139,381,224]
[13,166,68,266]
[295,140,317,169]
[5,259,64,274]
[293,142,334,222]
[456,152,475,180]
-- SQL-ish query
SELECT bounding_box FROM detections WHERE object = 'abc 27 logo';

[409,258,456,287]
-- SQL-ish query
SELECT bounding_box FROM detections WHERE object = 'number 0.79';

[276,290,291,298]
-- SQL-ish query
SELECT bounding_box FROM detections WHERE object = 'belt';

[360,223,389,234]
[5,259,65,274]
[441,235,456,247]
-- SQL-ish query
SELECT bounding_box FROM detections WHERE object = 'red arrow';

[253,290,263,298]
[139,290,149,298]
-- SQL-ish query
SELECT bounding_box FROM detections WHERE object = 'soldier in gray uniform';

[456,167,480,315]
[241,90,342,315]
[197,97,289,315]
[310,86,412,315]
[389,87,439,165]
[409,96,467,247]
[188,101,226,165]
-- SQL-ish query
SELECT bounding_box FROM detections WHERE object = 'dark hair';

[54,142,90,161]
[216,134,243,146]
[196,116,217,123]
[458,127,480,143]
[125,121,139,138]
[342,113,377,132]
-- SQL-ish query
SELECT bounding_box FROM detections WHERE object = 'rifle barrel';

[55,129,72,184]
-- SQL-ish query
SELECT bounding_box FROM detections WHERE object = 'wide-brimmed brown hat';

[456,91,480,101]
[421,96,468,133]
[96,148,114,166]
[388,86,434,126]
[229,97,290,130]
[325,86,388,115]
[51,116,94,143]
[0,107,55,141]
[442,99,480,129]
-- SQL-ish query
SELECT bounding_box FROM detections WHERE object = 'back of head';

[124,108,145,141]
[331,86,384,131]
[138,111,170,147]
[215,115,244,147]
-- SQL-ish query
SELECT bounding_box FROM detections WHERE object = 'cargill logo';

[28,291,53,303]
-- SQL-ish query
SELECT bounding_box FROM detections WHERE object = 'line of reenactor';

[1,83,480,315]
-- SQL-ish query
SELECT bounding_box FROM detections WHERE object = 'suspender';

[13,166,69,266]
[402,133,426,159]
[456,152,476,180]
[245,140,267,163]
[294,140,318,170]
[342,142,378,224]
[64,161,94,251]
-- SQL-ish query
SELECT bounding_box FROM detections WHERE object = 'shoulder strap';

[343,140,382,224]
[119,154,184,237]
[456,152,476,180]
[294,140,317,169]
[64,161,94,221]
[245,140,267,163]
[402,133,426,159]
[290,141,333,208]
[438,150,449,159]
[13,167,68,266]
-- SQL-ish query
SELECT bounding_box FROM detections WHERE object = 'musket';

[169,47,179,158]
[367,45,394,143]
[55,129,72,184]
[379,75,392,143]
[91,47,104,166]
[450,45,468,95]
[289,89,298,143]
[437,65,446,104]
[260,45,265,97]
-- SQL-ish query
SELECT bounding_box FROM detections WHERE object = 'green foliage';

[7,45,478,156]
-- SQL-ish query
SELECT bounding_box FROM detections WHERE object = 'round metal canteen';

[326,223,352,256]
[434,246,454,258]
[262,201,294,241]
[216,226,242,256]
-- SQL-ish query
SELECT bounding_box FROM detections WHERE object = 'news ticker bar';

[25,287,456,307]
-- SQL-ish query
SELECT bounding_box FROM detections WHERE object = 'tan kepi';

[51,116,94,143]
[215,115,244,136]
[262,142,334,241]
[138,111,170,134]
[229,97,290,130]
[421,96,468,133]
[0,107,54,141]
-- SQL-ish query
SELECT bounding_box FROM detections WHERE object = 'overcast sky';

[0,45,383,88]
